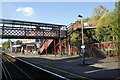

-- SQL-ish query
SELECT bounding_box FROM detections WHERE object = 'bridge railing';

[0,26,63,38]
[0,19,67,39]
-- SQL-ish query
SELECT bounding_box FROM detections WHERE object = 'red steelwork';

[1,19,99,55]
[101,43,104,49]
[66,39,68,53]
[77,22,82,28]
[0,19,67,39]
[94,42,117,50]
[40,40,53,54]
[68,36,71,55]
[59,40,62,53]
[54,40,57,54]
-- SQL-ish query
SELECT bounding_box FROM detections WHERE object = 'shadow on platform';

[16,55,119,80]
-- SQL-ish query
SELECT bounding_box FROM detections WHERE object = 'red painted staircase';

[39,22,97,54]
[40,40,53,54]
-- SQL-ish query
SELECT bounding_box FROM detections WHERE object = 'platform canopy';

[12,45,21,47]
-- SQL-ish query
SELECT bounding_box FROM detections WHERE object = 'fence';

[94,42,117,56]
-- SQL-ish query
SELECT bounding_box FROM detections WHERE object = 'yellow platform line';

[66,59,81,62]
[39,62,93,80]
[4,54,93,80]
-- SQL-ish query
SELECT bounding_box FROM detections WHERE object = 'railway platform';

[6,53,120,80]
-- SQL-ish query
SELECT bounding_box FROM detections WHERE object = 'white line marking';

[16,57,70,80]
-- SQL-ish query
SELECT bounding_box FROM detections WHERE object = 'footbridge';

[0,19,67,39]
[0,19,96,39]
[1,19,106,58]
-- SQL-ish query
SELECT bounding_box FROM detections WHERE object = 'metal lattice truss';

[0,19,67,39]
[0,19,96,39]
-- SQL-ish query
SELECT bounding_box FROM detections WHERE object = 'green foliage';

[94,3,120,56]
[70,5,109,48]
[2,40,12,51]
[93,5,109,16]
[114,1,120,56]
[75,17,90,23]
[114,1,120,14]
[70,31,81,47]
[96,10,120,42]
[2,44,9,51]
[114,1,120,41]
[69,4,120,56]
[90,5,109,23]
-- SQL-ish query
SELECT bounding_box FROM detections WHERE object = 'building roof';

[12,45,21,47]
[23,43,35,46]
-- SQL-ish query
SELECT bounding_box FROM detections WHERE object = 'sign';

[81,45,85,48]
[81,49,85,54]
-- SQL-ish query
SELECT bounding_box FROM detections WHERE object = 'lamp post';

[78,15,85,64]
[10,40,12,53]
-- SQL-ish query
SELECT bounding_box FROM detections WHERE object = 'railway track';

[2,53,69,80]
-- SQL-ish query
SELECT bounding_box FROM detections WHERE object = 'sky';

[1,2,115,25]
[0,2,115,44]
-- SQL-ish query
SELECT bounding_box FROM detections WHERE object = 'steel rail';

[2,61,12,80]
[2,60,13,80]
[2,67,7,80]
[2,63,9,80]
[3,55,33,80]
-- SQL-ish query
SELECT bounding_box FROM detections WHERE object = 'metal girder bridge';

[0,19,96,39]
[0,19,67,39]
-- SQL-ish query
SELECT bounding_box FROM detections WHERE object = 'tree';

[96,12,118,42]
[114,1,120,14]
[95,2,120,42]
[90,5,109,23]
[75,17,91,24]
[2,44,9,51]
[70,31,82,54]
[2,40,12,51]
[114,1,120,56]
[95,2,120,56]
[16,40,22,44]
[70,31,81,47]
[114,1,120,41]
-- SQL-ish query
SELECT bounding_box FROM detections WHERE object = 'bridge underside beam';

[1,35,66,39]
[0,19,67,39]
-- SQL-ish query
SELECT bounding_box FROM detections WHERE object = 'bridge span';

[0,19,99,56]
[0,19,67,39]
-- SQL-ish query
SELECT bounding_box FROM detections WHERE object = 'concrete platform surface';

[6,53,120,80]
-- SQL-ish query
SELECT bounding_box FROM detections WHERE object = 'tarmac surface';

[6,53,120,80]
